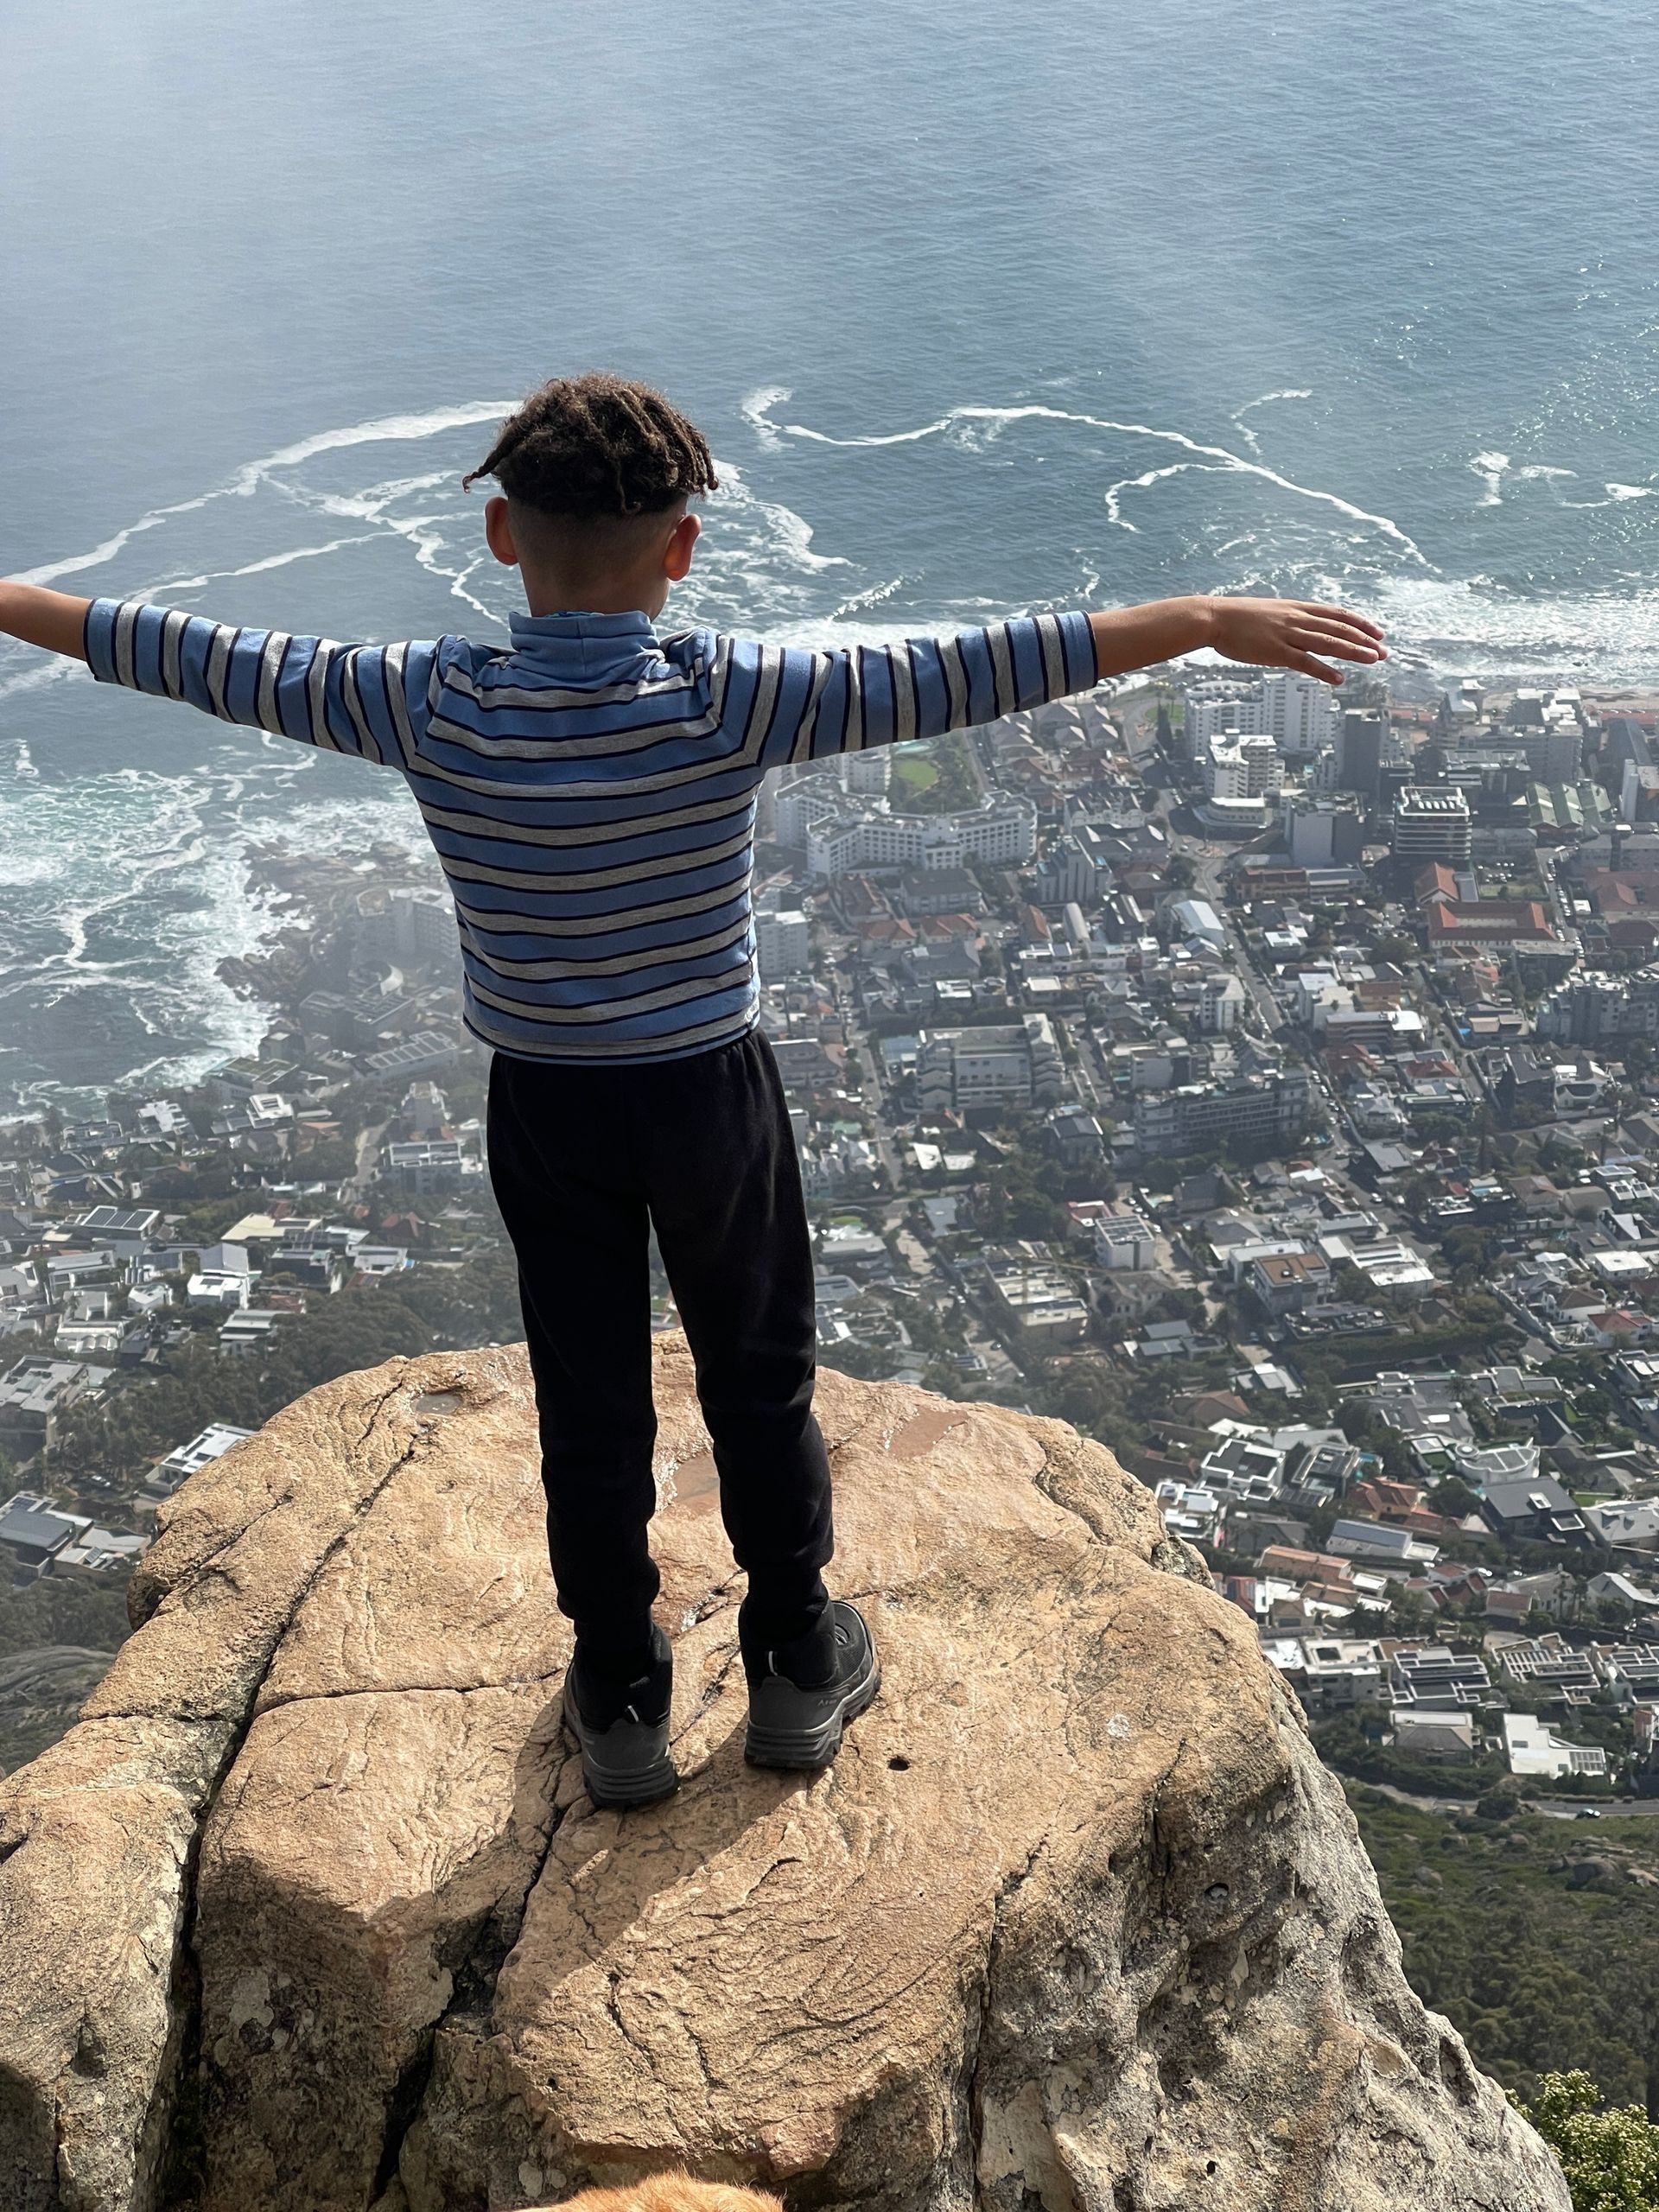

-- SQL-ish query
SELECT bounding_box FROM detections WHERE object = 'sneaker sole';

[562,1683,679,1811]
[743,1650,882,1771]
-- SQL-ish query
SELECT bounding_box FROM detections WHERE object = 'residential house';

[1487,1632,1599,1707]
[1583,1497,1659,1552]
[1390,1710,1478,1762]
[143,1423,257,1503]
[1248,1249,1332,1319]
[1501,1712,1607,1780]
[0,1357,111,1451]
[1387,1643,1492,1710]
[1478,1477,1590,1547]
[0,1490,86,1573]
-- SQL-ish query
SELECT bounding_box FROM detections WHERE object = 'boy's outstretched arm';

[747,591,1384,766]
[0,580,92,660]
[0,581,435,766]
[1086,594,1384,687]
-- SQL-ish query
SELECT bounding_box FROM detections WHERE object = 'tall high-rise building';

[1283,793,1364,867]
[1391,785,1472,866]
[1260,672,1336,757]
[755,908,811,980]
[1335,708,1387,801]
[1205,734,1284,800]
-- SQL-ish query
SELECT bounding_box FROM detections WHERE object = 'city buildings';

[1131,1071,1313,1160]
[804,798,1037,876]
[1283,793,1364,868]
[755,907,811,979]
[1391,785,1473,867]
[916,1015,1063,1113]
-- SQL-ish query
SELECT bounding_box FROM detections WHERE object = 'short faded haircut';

[464,372,719,519]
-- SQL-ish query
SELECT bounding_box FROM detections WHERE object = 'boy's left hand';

[1203,594,1387,686]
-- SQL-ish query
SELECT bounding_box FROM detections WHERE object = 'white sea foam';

[742,391,1431,564]
[1352,571,1659,682]
[14,402,514,591]
[1105,461,1236,531]
[0,653,87,707]
[1231,389,1313,456]
[0,761,435,1103]
[1468,450,1511,506]
[146,532,381,598]
[739,386,794,454]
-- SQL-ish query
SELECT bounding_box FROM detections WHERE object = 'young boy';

[0,372,1385,1808]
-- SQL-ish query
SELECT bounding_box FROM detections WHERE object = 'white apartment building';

[1535,969,1659,1044]
[1185,682,1262,748]
[1200,974,1248,1033]
[1184,672,1332,757]
[1520,721,1584,783]
[805,798,1037,877]
[755,908,810,980]
[1260,671,1336,757]
[384,887,457,965]
[841,749,891,796]
[1205,734,1284,802]
[1094,1209,1158,1271]
[773,774,843,849]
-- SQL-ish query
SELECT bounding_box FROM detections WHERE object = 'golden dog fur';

[531,2177,783,2212]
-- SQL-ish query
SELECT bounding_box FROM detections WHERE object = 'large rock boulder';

[0,1340,1568,2212]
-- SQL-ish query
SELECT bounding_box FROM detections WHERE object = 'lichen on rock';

[0,1339,1569,2211]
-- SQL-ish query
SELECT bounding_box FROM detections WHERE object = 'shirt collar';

[509,608,658,648]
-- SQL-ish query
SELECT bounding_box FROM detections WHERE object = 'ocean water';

[3,0,1658,1106]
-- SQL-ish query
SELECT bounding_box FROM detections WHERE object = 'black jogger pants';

[486,1027,835,1670]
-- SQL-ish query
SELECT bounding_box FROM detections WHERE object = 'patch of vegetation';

[1522,2071,1659,2211]
[0,1570,133,1658]
[1349,1785,1659,2112]
[887,731,981,814]
[46,1255,525,1492]
[890,750,939,795]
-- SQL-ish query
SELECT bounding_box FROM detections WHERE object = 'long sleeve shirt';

[85,597,1100,1065]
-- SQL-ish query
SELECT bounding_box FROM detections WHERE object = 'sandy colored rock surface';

[0,1339,1569,2212]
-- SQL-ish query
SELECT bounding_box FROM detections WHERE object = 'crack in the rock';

[368,1683,577,2204]
[254,1670,564,1714]
[131,1495,290,1626]
[671,1637,746,1764]
[145,1371,432,2206]
[963,1835,1050,2211]
[604,1965,656,2073]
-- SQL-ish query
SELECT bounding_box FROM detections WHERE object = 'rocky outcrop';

[0,1340,1569,2212]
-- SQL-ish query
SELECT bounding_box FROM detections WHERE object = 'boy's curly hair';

[464,373,719,518]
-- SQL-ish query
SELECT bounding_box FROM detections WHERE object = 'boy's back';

[85,594,1093,1064]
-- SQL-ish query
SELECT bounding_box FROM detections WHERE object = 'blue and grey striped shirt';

[86,597,1099,1064]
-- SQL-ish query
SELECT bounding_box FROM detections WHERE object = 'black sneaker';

[562,1626,678,1810]
[743,1599,880,1770]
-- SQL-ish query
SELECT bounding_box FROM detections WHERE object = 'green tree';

[1429,1475,1480,1518]
[1522,2072,1659,2212]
